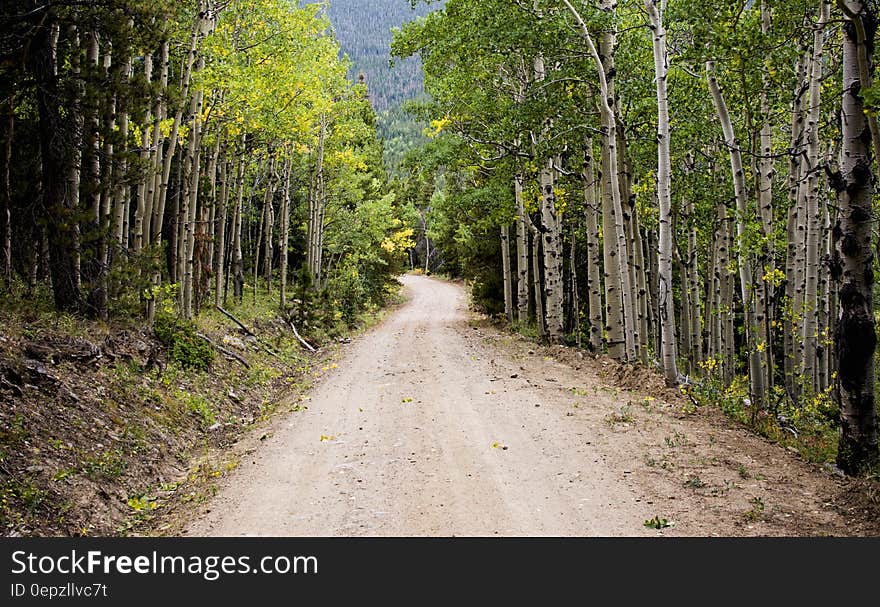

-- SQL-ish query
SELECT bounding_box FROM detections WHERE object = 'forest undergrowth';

[0,279,402,537]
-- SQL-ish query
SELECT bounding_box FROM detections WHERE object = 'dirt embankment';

[0,301,349,537]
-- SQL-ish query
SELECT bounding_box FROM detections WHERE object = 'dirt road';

[186,275,872,537]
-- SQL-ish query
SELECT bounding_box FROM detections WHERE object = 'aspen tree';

[562,0,636,361]
[833,0,878,474]
[801,3,830,393]
[645,0,678,385]
[583,138,604,352]
[707,60,766,408]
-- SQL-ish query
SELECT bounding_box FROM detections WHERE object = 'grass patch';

[81,449,128,481]
[687,365,840,466]
[605,405,635,426]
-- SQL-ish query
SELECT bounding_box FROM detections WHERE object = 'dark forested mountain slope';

[324,0,443,170]
[325,0,436,111]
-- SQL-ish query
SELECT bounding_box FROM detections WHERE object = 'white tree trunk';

[280,155,292,307]
[540,158,565,341]
[707,60,765,407]
[501,224,514,322]
[834,0,878,474]
[801,2,829,393]
[583,138,604,352]
[562,0,635,361]
[646,0,678,385]
[515,172,530,321]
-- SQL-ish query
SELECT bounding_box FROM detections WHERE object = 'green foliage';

[690,360,840,465]
[153,313,214,372]
[127,495,159,514]
[176,392,217,427]
[0,479,48,526]
[107,247,163,318]
[326,257,369,325]
[644,516,674,530]
[743,497,766,522]
[81,449,128,481]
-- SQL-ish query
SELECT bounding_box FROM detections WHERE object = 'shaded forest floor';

[0,286,399,537]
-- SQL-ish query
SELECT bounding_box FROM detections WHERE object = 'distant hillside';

[323,0,444,172]
[325,0,437,112]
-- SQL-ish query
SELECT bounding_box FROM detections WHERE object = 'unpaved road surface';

[186,275,876,537]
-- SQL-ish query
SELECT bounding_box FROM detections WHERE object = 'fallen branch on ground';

[214,305,290,364]
[215,305,256,337]
[284,318,317,353]
[196,333,251,369]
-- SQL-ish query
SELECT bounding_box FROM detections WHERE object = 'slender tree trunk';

[707,60,765,408]
[529,221,545,337]
[684,196,703,372]
[631,200,650,362]
[182,66,205,319]
[531,52,564,342]
[599,147,624,358]
[307,116,326,285]
[722,217,736,386]
[785,47,809,399]
[563,0,635,361]
[32,18,82,312]
[647,0,678,385]
[711,201,735,384]
[583,139,604,352]
[146,41,170,249]
[80,30,106,319]
[112,49,132,253]
[708,216,720,364]
[569,222,580,347]
[215,153,230,307]
[677,244,691,374]
[133,51,153,253]
[501,224,514,322]
[801,3,830,394]
[232,149,245,305]
[515,172,529,321]
[280,156,292,308]
[756,0,775,392]
[1,104,12,291]
[540,158,565,342]
[253,158,272,304]
[264,155,277,293]
[818,192,834,393]
[155,10,207,247]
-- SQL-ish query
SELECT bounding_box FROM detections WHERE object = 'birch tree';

[832,0,878,474]
[645,0,679,385]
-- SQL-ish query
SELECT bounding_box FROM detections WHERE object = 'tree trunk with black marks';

[707,60,765,408]
[501,224,514,322]
[515,172,530,322]
[583,139,604,352]
[232,150,245,305]
[832,0,878,475]
[1,104,12,292]
[563,0,635,361]
[801,3,830,394]
[540,158,565,342]
[279,155,292,308]
[647,0,678,385]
